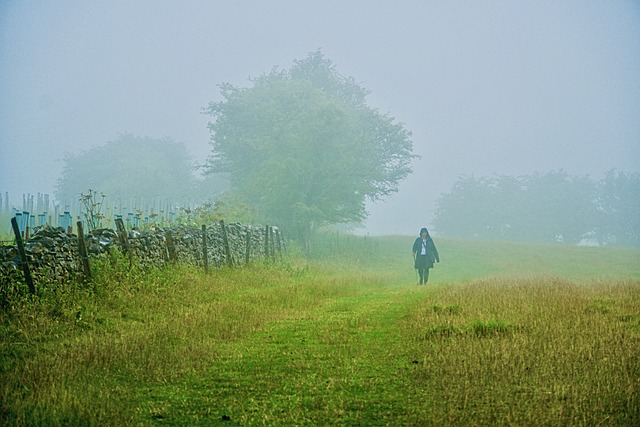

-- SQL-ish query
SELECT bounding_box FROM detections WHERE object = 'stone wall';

[0,222,283,293]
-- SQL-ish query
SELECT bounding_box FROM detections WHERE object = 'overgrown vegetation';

[1,237,638,425]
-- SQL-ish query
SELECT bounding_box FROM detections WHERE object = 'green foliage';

[433,170,640,247]
[204,50,416,242]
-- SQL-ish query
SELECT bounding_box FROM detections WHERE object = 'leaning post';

[10,217,35,294]
[220,220,233,268]
[114,218,133,267]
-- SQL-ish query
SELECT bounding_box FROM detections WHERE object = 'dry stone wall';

[1,221,282,293]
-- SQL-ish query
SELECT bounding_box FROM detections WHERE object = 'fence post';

[274,227,283,256]
[244,230,252,265]
[277,228,286,253]
[114,218,133,266]
[202,224,208,273]
[76,221,92,283]
[165,230,177,263]
[269,226,276,260]
[264,225,269,260]
[11,217,35,294]
[220,220,233,268]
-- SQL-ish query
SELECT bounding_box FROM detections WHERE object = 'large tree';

[55,134,200,204]
[203,51,415,243]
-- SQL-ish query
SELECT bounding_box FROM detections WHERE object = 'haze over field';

[1,1,639,235]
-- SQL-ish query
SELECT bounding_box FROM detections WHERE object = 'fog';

[1,1,639,236]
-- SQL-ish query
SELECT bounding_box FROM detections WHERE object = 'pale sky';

[1,0,639,235]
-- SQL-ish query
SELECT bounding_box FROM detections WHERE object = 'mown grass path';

[133,280,435,425]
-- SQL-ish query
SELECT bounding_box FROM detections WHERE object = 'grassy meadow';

[1,235,639,425]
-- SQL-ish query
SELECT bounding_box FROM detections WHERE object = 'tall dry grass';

[402,277,640,425]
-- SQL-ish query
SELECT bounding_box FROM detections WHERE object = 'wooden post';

[244,230,251,265]
[76,221,92,283]
[114,218,133,266]
[165,230,177,263]
[274,227,283,255]
[278,229,286,253]
[11,217,35,294]
[220,220,233,268]
[264,225,269,260]
[269,226,276,260]
[202,224,208,273]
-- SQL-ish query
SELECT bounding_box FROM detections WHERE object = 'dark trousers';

[417,268,430,284]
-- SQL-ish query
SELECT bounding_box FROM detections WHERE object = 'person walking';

[412,227,439,285]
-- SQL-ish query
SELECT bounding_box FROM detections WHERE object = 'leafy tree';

[55,134,203,204]
[203,51,415,244]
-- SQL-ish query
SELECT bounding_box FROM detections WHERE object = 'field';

[1,236,639,425]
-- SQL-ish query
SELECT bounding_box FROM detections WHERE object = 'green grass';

[1,237,639,425]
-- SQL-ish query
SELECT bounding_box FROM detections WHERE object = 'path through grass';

[135,281,432,425]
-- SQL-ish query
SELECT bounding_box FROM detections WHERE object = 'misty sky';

[1,1,639,236]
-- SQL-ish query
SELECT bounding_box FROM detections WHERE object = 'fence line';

[1,192,204,239]
[1,220,284,296]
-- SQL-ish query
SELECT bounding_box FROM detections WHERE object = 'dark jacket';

[412,236,439,269]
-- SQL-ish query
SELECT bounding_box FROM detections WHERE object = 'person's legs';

[417,268,424,284]
[423,268,430,284]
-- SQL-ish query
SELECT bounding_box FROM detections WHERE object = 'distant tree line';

[432,170,640,247]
